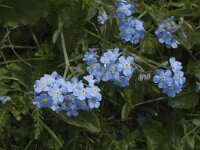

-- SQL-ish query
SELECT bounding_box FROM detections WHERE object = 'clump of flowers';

[0,96,11,104]
[115,0,145,44]
[153,57,186,97]
[97,11,109,25]
[83,47,135,87]
[33,72,102,117]
[155,16,180,48]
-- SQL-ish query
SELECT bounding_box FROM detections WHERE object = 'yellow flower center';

[81,90,86,94]
[55,91,60,95]
[110,66,115,71]
[122,8,126,12]
[92,64,96,68]
[161,76,165,80]
[42,98,47,103]
[162,34,167,39]
[124,29,129,34]
[93,87,97,92]
[41,82,46,87]
[124,63,130,67]
[169,87,174,91]
[103,70,107,74]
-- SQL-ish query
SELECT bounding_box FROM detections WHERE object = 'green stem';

[138,11,147,19]
[0,58,45,66]
[60,31,70,78]
[7,34,35,68]
[133,97,169,107]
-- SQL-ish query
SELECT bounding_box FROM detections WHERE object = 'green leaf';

[168,91,199,109]
[59,111,100,133]
[0,0,48,26]
[143,120,170,150]
[121,102,131,121]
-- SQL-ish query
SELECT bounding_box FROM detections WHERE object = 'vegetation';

[0,0,200,149]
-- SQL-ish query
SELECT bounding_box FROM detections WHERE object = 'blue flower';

[43,73,57,87]
[51,71,59,78]
[66,77,79,93]
[84,48,135,87]
[77,100,89,111]
[118,56,134,76]
[133,19,145,31]
[48,84,65,103]
[162,84,182,97]
[155,16,180,49]
[119,23,135,42]
[105,61,120,79]
[88,97,101,109]
[83,49,97,65]
[173,71,186,86]
[153,69,173,88]
[153,57,186,97]
[109,48,121,62]
[86,85,101,99]
[56,77,68,93]
[73,82,87,100]
[83,75,97,86]
[33,71,103,117]
[166,39,180,49]
[115,0,129,7]
[131,32,141,44]
[0,96,11,104]
[169,57,183,72]
[155,29,172,45]
[32,93,53,108]
[97,11,109,25]
[34,77,50,93]
[100,48,121,65]
[113,76,130,87]
[119,18,145,44]
[66,106,79,117]
[98,66,113,81]
[116,2,134,20]
[87,61,101,76]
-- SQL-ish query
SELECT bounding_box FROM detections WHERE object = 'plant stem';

[133,97,169,107]
[60,31,70,78]
[2,45,37,49]
[7,33,34,68]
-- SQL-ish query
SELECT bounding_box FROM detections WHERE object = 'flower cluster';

[115,0,145,44]
[33,72,102,117]
[153,57,186,97]
[155,16,180,48]
[83,47,135,87]
[0,96,11,104]
[97,11,109,25]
